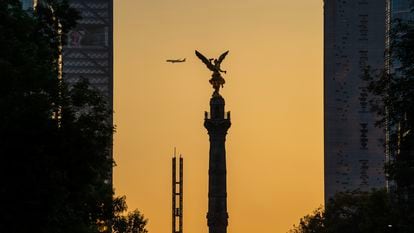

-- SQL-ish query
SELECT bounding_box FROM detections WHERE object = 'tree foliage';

[0,1,122,232]
[364,7,414,232]
[113,196,149,233]
[288,207,324,233]
[289,190,394,233]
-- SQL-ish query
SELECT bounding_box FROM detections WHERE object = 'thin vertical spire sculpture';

[172,149,183,233]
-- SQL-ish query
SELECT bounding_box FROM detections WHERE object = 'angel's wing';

[195,50,215,71]
[217,51,229,64]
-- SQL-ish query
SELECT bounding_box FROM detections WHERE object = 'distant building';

[324,0,414,201]
[21,0,34,10]
[392,0,414,22]
[63,0,114,110]
[21,0,114,181]
[324,0,387,201]
[20,0,114,110]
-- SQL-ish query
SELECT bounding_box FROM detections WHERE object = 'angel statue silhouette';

[195,50,229,95]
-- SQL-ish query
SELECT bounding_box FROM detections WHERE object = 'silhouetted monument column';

[195,50,231,233]
[204,93,231,233]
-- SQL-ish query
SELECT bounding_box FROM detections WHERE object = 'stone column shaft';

[204,94,231,233]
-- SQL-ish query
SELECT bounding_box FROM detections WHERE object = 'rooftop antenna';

[172,148,183,233]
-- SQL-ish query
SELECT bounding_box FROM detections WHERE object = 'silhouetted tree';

[113,196,149,233]
[364,7,414,231]
[288,207,325,233]
[288,190,394,233]
[0,1,117,232]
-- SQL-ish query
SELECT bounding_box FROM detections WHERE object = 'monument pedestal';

[204,94,231,233]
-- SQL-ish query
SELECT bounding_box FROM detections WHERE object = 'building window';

[21,0,33,10]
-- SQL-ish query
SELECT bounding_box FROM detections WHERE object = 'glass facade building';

[324,0,414,202]
[63,0,114,110]
[20,0,34,10]
[19,0,114,111]
[392,0,414,22]
[20,0,114,181]
[324,0,387,201]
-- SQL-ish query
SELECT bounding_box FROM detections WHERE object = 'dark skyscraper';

[324,0,414,201]
[20,1,113,110]
[324,0,387,201]
[21,0,114,184]
[20,0,34,9]
[64,0,114,110]
[392,0,414,22]
[205,93,231,233]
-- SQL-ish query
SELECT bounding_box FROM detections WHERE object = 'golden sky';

[114,1,323,233]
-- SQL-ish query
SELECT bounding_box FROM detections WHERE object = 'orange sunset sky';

[114,1,323,233]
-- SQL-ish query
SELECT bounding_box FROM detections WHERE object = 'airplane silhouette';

[166,58,186,63]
